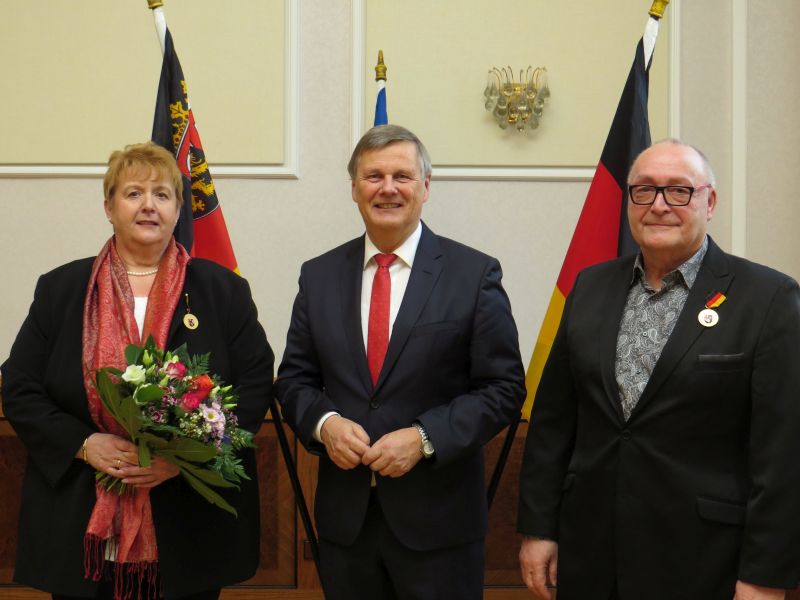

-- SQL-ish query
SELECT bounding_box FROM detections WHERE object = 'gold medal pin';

[698,292,726,328]
[182,293,199,330]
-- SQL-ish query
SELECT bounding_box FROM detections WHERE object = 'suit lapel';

[598,259,635,423]
[166,266,190,343]
[629,239,734,421]
[339,236,374,396]
[374,224,443,392]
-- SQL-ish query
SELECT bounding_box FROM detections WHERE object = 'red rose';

[166,361,187,379]
[180,374,214,412]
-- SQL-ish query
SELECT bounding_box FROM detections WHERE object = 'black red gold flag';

[522,15,663,417]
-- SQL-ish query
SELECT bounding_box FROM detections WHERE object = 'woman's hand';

[79,433,179,488]
[80,433,139,476]
[118,456,180,489]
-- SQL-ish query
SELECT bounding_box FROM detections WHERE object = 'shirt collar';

[631,236,709,291]
[363,221,423,270]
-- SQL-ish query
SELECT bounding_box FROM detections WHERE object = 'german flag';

[151,28,239,273]
[522,12,665,418]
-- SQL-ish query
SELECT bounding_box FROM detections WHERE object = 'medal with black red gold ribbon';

[698,291,726,328]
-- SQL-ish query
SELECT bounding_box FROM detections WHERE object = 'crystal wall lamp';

[484,66,550,133]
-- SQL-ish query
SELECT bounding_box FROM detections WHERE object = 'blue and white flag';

[374,79,388,126]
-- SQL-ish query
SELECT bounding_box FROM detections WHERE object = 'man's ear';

[706,187,717,220]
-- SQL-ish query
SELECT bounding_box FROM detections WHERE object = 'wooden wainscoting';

[3,388,799,600]
[0,380,530,598]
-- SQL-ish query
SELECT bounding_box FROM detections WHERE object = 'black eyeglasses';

[628,184,712,206]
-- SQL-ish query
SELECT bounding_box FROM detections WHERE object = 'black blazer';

[276,223,526,551]
[518,238,800,599]
[1,257,274,598]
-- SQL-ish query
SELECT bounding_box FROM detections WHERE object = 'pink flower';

[180,374,214,412]
[166,361,187,379]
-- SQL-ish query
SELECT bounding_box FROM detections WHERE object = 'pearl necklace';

[126,268,159,277]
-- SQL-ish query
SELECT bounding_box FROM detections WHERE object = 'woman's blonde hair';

[104,142,183,206]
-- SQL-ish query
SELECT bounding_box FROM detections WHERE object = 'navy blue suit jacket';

[276,223,526,551]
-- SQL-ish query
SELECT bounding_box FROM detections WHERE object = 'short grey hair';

[629,138,717,187]
[347,124,432,180]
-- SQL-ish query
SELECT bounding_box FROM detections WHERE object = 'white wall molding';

[0,0,300,180]
[431,167,595,182]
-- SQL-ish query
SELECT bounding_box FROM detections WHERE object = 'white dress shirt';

[133,296,148,337]
[359,222,422,349]
[313,222,423,442]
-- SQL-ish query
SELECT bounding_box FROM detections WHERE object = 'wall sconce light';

[484,66,550,133]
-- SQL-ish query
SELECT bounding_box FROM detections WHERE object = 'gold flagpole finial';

[648,0,670,19]
[375,50,387,82]
[147,0,164,9]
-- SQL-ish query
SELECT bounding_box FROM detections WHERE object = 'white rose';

[121,364,147,386]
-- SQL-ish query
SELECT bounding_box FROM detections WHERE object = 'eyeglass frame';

[628,183,713,207]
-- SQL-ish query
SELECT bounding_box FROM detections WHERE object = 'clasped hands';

[80,432,180,489]
[320,415,422,477]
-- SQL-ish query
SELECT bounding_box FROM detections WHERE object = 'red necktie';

[367,253,397,385]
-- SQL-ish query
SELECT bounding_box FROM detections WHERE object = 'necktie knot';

[374,253,397,269]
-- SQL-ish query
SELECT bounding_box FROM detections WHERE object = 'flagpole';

[146,0,167,53]
[143,0,323,582]
[648,0,670,19]
[643,0,670,67]
[373,50,388,126]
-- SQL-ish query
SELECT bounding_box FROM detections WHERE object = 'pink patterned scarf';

[81,236,189,598]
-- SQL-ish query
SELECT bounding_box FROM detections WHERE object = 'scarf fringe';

[114,560,159,600]
[83,534,107,582]
[83,534,159,600]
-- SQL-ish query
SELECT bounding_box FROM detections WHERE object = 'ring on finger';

[115,459,121,469]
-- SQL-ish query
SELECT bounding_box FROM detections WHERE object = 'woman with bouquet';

[1,142,274,599]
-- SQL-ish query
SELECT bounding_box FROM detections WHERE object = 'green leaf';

[117,395,142,437]
[159,439,218,464]
[95,370,126,425]
[179,467,238,517]
[172,456,238,488]
[138,441,152,468]
[171,437,219,461]
[125,344,144,366]
[133,383,164,404]
[137,431,170,449]
[171,343,190,365]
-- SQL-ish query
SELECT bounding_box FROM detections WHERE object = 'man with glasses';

[517,139,800,600]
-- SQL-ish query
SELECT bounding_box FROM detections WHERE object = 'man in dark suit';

[518,139,800,600]
[276,124,526,600]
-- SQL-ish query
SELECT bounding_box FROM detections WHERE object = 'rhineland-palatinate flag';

[151,28,239,273]
[522,11,665,418]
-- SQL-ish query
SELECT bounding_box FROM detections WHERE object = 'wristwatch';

[412,422,435,459]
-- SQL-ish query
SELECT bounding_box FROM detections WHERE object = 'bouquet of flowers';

[94,337,255,516]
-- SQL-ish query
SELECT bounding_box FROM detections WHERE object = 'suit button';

[621,429,632,441]
[370,401,380,409]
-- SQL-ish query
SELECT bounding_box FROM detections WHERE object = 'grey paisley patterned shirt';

[615,237,708,420]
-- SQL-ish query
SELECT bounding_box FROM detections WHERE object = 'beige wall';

[1,0,798,371]
[363,0,671,167]
[0,0,285,165]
